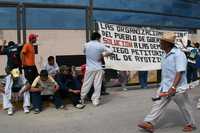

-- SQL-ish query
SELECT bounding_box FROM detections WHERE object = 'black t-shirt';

[2,44,21,69]
[55,74,79,91]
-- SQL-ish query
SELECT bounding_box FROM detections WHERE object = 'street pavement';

[0,85,199,133]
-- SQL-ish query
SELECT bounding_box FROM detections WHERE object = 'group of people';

[0,31,199,132]
[0,32,113,115]
[182,40,200,83]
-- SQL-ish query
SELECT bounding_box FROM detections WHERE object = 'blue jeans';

[187,63,198,83]
[31,91,64,111]
[138,71,148,88]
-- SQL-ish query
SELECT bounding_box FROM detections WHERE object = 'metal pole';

[22,5,26,44]
[16,5,21,44]
[88,0,93,35]
[22,2,87,9]
[0,1,19,7]
[85,8,90,42]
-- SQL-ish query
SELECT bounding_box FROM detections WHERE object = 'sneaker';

[75,104,85,109]
[34,108,40,114]
[182,124,197,132]
[58,105,67,110]
[138,122,154,133]
[101,92,110,95]
[7,108,13,115]
[24,107,30,114]
[92,100,100,106]
[81,99,86,105]
[59,105,65,109]
[123,88,128,91]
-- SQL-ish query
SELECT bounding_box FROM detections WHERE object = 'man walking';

[81,32,113,106]
[138,32,196,132]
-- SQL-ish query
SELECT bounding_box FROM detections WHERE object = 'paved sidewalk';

[0,86,199,133]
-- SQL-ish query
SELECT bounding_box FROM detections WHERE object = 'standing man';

[81,32,113,106]
[1,40,22,72]
[119,71,129,91]
[138,32,196,132]
[138,71,148,89]
[21,34,38,84]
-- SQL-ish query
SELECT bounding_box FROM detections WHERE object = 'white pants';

[2,91,30,109]
[81,70,104,101]
[144,92,196,126]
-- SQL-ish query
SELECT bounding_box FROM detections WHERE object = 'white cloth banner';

[98,22,188,71]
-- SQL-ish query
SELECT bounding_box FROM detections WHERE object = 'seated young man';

[43,56,59,78]
[0,68,30,115]
[31,70,64,114]
[55,66,85,109]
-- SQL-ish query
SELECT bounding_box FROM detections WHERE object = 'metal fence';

[1,1,200,43]
[1,0,200,83]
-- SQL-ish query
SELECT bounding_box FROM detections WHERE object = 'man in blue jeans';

[31,70,64,114]
[138,71,148,89]
[55,65,85,109]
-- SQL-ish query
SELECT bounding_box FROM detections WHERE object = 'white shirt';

[160,47,188,93]
[84,40,113,71]
[43,62,59,76]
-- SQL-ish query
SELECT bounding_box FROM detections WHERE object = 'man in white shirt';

[43,56,59,77]
[81,32,113,106]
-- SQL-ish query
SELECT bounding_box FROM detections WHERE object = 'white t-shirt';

[84,40,113,71]
[43,62,59,76]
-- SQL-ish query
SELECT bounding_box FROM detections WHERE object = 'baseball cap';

[11,68,20,78]
[28,34,38,41]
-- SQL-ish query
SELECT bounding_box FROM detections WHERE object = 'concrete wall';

[1,29,200,75]
[0,30,86,75]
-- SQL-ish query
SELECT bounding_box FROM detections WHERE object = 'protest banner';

[98,22,188,71]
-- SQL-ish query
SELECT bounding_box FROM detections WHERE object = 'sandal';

[138,122,154,133]
[182,124,196,132]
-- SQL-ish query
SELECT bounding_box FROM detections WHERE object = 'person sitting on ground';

[30,70,64,114]
[55,66,85,109]
[0,68,31,115]
[43,56,59,78]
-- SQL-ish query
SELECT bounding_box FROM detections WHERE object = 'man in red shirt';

[21,34,39,84]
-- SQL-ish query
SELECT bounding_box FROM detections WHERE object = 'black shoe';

[34,108,40,114]
[101,92,110,95]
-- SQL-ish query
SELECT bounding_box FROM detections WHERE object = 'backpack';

[188,48,199,62]
[188,48,200,68]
